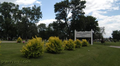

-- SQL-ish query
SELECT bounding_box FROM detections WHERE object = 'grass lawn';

[0,42,120,66]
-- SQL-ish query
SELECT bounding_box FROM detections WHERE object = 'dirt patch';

[109,46,120,48]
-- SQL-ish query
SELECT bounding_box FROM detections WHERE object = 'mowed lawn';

[0,42,120,66]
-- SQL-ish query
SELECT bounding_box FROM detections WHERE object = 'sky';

[0,0,120,38]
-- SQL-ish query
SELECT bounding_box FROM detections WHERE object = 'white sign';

[74,29,93,45]
[76,31,91,38]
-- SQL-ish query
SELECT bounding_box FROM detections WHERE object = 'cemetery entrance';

[74,29,93,45]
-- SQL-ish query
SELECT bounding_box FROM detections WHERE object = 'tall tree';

[54,0,86,39]
[0,2,19,40]
[17,5,42,39]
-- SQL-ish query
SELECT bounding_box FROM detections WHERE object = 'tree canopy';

[0,1,101,40]
[0,2,42,40]
[54,0,86,39]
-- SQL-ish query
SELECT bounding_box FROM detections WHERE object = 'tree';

[112,30,120,41]
[54,0,86,39]
[17,5,42,39]
[48,21,66,39]
[71,15,86,31]
[71,15,100,39]
[85,16,99,32]
[38,23,46,31]
[0,2,42,40]
[46,23,55,37]
[0,2,19,40]
[27,23,38,38]
[38,23,47,39]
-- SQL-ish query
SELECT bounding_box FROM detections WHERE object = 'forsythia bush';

[0,41,1,55]
[46,37,63,53]
[17,37,22,43]
[82,39,89,46]
[64,39,76,50]
[20,37,44,58]
[74,39,82,48]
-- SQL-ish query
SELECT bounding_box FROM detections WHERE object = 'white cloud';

[98,15,120,37]
[36,1,41,4]
[0,0,42,7]
[85,0,119,15]
[0,0,16,3]
[0,0,38,5]
[15,0,35,5]
[37,19,57,26]
[84,0,120,38]
[16,0,41,5]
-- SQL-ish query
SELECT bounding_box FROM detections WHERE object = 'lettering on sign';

[76,32,91,38]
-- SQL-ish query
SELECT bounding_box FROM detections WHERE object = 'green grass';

[0,42,120,66]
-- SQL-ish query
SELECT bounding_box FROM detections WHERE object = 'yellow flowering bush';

[20,36,44,58]
[17,37,22,43]
[63,39,76,50]
[74,39,82,48]
[82,39,89,46]
[46,37,63,53]
[0,41,1,55]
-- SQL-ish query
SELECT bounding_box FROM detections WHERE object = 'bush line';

[20,36,89,58]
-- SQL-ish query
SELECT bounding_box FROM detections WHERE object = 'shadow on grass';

[19,54,44,59]
[0,62,3,66]
[44,50,66,55]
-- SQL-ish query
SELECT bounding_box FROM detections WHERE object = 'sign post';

[74,30,76,40]
[91,29,93,45]
[74,29,93,45]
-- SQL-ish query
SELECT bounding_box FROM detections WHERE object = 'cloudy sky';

[0,0,120,38]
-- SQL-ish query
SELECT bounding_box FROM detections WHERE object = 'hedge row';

[20,36,89,58]
[0,41,1,55]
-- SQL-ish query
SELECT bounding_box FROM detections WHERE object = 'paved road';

[109,46,120,48]
[1,41,16,43]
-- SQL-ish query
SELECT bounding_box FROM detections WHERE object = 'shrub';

[20,36,44,58]
[101,38,105,43]
[74,39,82,48]
[17,37,22,43]
[0,41,1,55]
[63,39,76,50]
[45,37,63,53]
[0,46,1,55]
[82,39,89,46]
